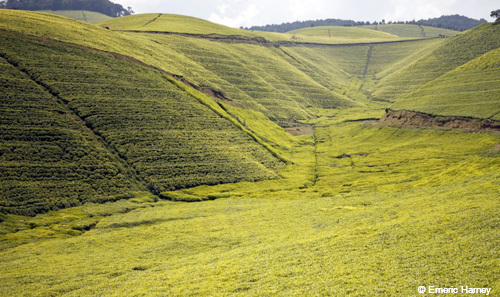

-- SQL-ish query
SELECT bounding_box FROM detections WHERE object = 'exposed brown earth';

[380,109,500,132]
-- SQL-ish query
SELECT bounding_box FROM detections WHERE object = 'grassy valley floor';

[1,108,499,296]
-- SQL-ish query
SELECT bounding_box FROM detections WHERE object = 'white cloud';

[209,4,260,28]
[218,4,229,14]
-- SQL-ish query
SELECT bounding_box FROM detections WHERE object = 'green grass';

[372,23,500,103]
[0,9,499,297]
[287,26,405,44]
[98,13,260,37]
[40,10,111,23]
[392,47,500,119]
[0,121,498,296]
[361,24,459,38]
[0,46,136,216]
[0,30,285,212]
[282,38,444,102]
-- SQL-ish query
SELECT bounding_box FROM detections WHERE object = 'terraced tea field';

[393,47,500,119]
[361,23,459,38]
[372,23,500,104]
[286,25,405,43]
[0,9,499,297]
[0,30,285,213]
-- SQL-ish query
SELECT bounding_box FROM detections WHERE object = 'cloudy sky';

[114,0,498,28]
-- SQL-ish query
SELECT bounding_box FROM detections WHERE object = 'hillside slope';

[0,40,136,216]
[391,47,500,120]
[0,28,285,214]
[99,13,258,37]
[372,23,500,103]
[287,26,403,43]
[361,24,459,38]
[0,10,356,120]
[282,38,444,101]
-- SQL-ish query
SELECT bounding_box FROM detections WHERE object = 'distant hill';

[246,18,367,33]
[391,44,500,120]
[360,24,459,38]
[287,26,402,43]
[246,14,485,33]
[417,14,488,32]
[1,0,131,17]
[40,10,111,23]
[98,13,260,36]
[377,23,500,119]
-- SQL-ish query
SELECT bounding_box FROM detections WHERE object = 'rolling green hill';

[0,28,285,215]
[98,13,419,45]
[371,23,500,106]
[0,9,499,297]
[281,38,445,102]
[0,10,356,119]
[361,24,459,38]
[287,25,404,43]
[98,13,259,37]
[392,47,500,119]
[40,10,111,23]
[0,45,135,216]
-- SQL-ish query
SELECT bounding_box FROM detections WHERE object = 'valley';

[0,10,499,296]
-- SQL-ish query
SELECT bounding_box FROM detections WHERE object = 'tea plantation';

[372,23,500,104]
[0,29,284,214]
[0,41,135,216]
[0,9,499,297]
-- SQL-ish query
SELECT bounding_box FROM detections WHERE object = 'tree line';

[244,14,488,33]
[0,0,132,17]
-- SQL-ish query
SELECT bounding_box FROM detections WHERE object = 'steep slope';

[0,10,356,120]
[391,47,500,120]
[153,34,355,119]
[372,23,500,102]
[0,29,285,214]
[0,44,136,216]
[282,38,444,101]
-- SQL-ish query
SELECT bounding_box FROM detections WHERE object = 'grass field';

[392,47,500,119]
[0,10,499,296]
[99,13,261,37]
[372,23,500,104]
[286,26,406,44]
[0,29,285,214]
[361,23,459,38]
[1,119,498,296]
[40,10,111,23]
